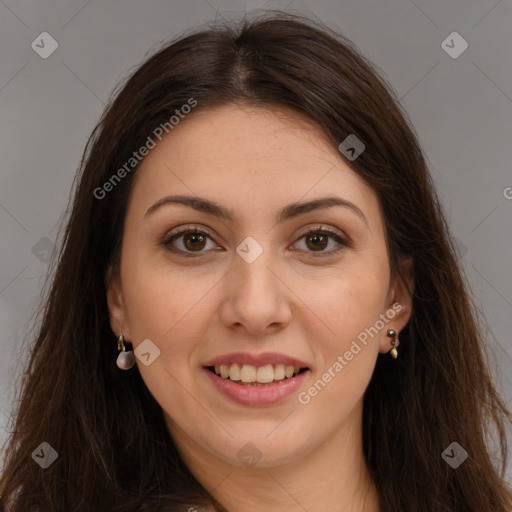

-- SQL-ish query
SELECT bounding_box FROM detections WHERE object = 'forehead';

[130,104,381,228]
[142,104,339,172]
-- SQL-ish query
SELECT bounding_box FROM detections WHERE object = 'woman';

[1,10,511,512]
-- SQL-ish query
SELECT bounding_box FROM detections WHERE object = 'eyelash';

[160,224,350,258]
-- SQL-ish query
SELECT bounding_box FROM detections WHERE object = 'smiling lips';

[211,363,303,385]
[203,351,310,387]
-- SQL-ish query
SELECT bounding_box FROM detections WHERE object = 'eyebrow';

[144,194,368,225]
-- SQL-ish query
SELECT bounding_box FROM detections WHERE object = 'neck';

[168,399,381,512]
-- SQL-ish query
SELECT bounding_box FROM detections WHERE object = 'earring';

[387,329,400,359]
[116,334,136,370]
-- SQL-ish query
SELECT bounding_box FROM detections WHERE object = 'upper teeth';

[214,363,301,383]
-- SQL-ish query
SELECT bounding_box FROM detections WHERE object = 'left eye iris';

[182,232,207,251]
[304,232,329,251]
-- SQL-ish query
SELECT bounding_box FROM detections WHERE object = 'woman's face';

[107,104,412,469]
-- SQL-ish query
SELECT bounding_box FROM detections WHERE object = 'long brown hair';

[1,10,511,512]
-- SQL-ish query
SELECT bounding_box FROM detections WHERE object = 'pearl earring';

[387,329,400,359]
[116,334,136,370]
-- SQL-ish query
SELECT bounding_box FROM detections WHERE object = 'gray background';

[1,0,511,479]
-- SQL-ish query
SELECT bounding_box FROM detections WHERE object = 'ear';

[105,266,132,340]
[378,257,414,354]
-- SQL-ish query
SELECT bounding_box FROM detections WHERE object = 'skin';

[107,104,413,512]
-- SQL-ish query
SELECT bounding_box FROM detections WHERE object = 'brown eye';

[304,232,329,251]
[162,228,216,256]
[161,225,349,258]
[293,227,349,256]
[182,232,207,251]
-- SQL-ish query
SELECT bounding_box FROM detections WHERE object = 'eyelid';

[294,224,348,242]
[162,223,216,242]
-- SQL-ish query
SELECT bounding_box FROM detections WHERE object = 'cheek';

[310,263,389,346]
[121,248,204,336]
[299,265,387,408]
[120,258,220,380]
[121,267,208,413]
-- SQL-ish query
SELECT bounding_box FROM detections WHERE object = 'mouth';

[202,352,312,405]
[203,363,311,406]
[204,363,310,386]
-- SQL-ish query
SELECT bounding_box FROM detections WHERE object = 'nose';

[219,244,292,337]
